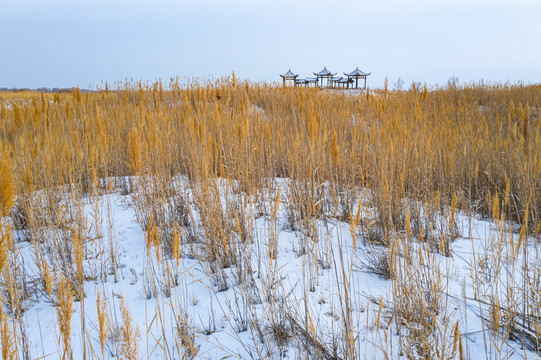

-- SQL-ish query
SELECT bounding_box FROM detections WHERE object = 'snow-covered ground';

[4,178,540,359]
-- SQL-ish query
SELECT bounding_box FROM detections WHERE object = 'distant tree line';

[0,87,96,93]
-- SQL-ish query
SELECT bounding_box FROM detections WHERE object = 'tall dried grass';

[0,80,540,358]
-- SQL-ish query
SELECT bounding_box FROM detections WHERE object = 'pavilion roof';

[344,67,371,77]
[280,69,298,78]
[313,67,336,76]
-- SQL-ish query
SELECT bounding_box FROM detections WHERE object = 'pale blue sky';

[1,0,540,89]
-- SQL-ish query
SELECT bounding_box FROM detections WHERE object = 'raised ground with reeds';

[0,79,540,359]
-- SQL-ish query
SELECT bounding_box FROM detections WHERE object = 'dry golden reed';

[96,291,110,358]
[0,79,540,358]
[0,151,16,218]
[56,275,73,360]
[119,295,139,360]
[0,306,16,360]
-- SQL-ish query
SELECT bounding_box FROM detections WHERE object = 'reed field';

[0,78,540,359]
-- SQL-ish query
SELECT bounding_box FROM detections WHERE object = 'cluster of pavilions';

[280,67,371,89]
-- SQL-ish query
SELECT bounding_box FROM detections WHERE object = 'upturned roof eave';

[313,67,336,76]
[280,69,298,77]
[313,72,336,76]
[344,68,371,77]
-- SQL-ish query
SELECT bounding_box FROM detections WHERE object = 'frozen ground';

[5,178,540,359]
